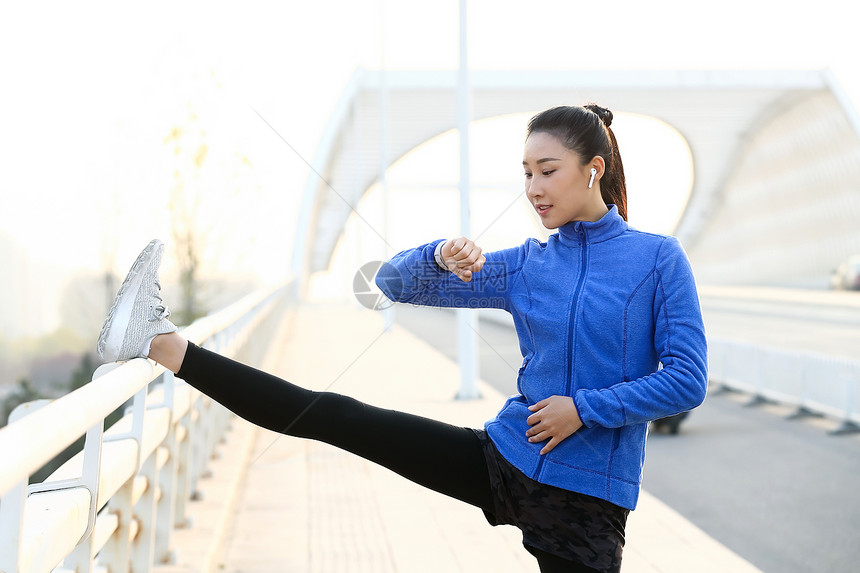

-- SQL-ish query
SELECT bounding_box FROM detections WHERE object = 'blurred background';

[2,0,858,405]
[2,1,860,571]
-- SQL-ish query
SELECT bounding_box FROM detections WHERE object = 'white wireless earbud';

[588,168,597,189]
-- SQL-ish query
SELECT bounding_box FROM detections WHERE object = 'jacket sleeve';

[574,237,708,428]
[374,239,526,311]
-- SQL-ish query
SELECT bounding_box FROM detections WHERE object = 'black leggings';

[176,342,601,573]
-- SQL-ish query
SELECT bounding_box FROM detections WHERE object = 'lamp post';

[456,0,480,399]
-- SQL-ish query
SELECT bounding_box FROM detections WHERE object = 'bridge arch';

[293,69,860,288]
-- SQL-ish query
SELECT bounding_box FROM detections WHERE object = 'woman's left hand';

[526,396,583,455]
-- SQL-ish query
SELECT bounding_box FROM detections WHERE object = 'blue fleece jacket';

[375,206,708,510]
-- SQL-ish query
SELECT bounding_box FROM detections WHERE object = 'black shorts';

[474,430,629,573]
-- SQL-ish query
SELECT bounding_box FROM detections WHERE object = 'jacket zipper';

[533,228,588,480]
[565,229,588,396]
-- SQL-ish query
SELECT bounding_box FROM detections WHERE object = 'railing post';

[172,402,193,528]
[188,394,210,500]
[0,400,54,572]
[0,400,50,573]
[203,396,218,476]
[99,478,134,573]
[0,480,27,573]
[745,345,771,407]
[6,398,105,573]
[130,452,159,572]
[0,478,27,573]
[153,374,178,564]
[830,372,860,435]
[788,358,823,420]
[48,419,105,573]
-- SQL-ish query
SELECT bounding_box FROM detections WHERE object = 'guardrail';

[708,336,860,434]
[0,283,290,573]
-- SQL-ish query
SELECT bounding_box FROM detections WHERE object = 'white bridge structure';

[293,68,860,288]
[2,68,860,572]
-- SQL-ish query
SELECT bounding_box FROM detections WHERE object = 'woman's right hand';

[440,237,485,282]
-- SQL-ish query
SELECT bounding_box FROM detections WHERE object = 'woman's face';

[522,131,606,229]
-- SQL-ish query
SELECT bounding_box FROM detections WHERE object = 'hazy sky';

[2,0,858,334]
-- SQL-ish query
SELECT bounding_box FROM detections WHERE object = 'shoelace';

[149,280,171,321]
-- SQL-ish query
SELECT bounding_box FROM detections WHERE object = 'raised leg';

[173,341,494,511]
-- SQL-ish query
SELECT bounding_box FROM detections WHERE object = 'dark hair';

[526,104,627,221]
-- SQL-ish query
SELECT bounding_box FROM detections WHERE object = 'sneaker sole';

[97,240,164,361]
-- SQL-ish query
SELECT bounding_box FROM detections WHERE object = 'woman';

[98,104,708,573]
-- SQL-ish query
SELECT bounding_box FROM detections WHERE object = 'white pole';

[380,0,395,329]
[456,0,480,399]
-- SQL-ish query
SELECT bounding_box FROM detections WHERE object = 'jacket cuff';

[433,240,448,271]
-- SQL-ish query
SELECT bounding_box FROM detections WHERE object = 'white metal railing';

[0,282,290,573]
[708,336,860,433]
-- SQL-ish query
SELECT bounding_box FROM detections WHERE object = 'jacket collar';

[557,205,628,246]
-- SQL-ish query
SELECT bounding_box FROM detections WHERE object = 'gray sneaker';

[97,239,177,362]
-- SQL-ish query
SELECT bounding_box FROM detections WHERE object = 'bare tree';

[165,113,210,326]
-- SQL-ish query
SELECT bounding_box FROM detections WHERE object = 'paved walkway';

[158,303,763,572]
